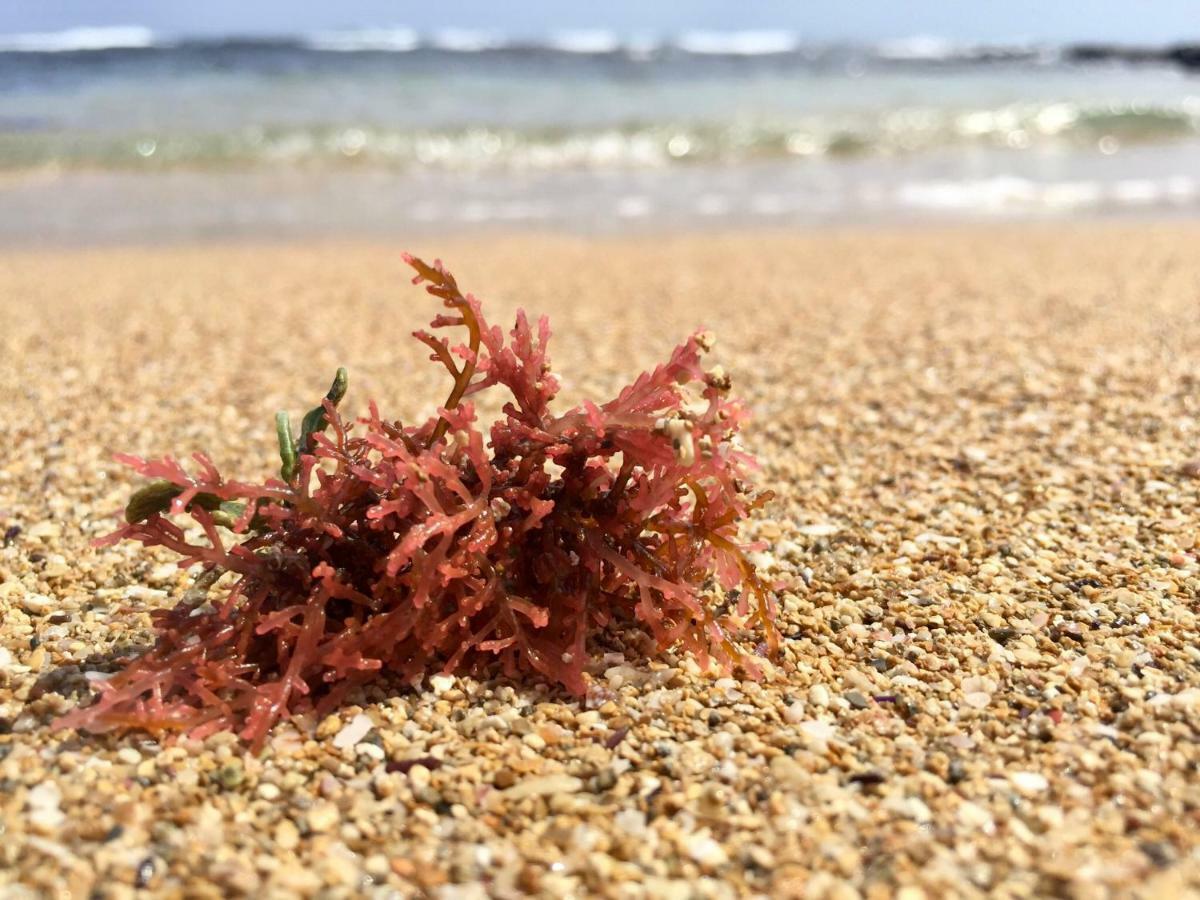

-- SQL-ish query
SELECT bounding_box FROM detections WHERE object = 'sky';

[0,0,1197,45]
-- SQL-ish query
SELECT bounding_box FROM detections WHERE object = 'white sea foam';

[875,35,966,62]
[749,194,790,216]
[898,177,1091,212]
[428,29,505,53]
[616,196,652,218]
[695,194,732,216]
[674,30,799,56]
[1111,179,1163,204]
[305,27,419,52]
[0,25,156,53]
[896,175,1198,214]
[545,30,622,55]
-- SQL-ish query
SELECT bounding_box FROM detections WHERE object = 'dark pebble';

[845,691,870,710]
[211,763,244,790]
[947,758,967,784]
[604,726,629,749]
[848,771,886,786]
[135,857,155,888]
[1140,841,1173,868]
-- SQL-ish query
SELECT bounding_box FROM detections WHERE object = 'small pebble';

[27,522,61,540]
[20,594,53,616]
[956,801,993,830]
[274,819,300,851]
[686,834,728,868]
[499,774,583,801]
[798,720,837,748]
[306,802,339,833]
[1010,771,1049,796]
[356,742,386,762]
[332,713,373,750]
[26,782,65,834]
[797,523,838,537]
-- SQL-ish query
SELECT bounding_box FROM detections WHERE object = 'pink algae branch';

[57,254,777,749]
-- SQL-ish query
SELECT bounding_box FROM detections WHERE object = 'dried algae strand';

[57,254,776,748]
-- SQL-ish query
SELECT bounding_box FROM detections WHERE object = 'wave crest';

[0,26,156,53]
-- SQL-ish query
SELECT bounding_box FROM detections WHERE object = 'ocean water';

[2,26,1200,240]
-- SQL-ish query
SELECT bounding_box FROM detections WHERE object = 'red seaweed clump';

[58,255,775,748]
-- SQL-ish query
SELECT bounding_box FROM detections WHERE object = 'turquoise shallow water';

[3,33,1199,171]
[2,30,1200,239]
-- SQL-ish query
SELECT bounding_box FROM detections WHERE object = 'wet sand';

[2,225,1199,897]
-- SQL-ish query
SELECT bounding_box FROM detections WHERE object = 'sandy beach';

[2,225,1200,897]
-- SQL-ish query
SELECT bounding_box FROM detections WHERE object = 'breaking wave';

[0,26,157,53]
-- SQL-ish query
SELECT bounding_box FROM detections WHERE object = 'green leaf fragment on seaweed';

[277,368,347,482]
[125,481,245,527]
[299,367,349,452]
[125,480,184,524]
[275,410,297,482]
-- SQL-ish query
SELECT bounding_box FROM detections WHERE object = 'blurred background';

[2,0,1200,243]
